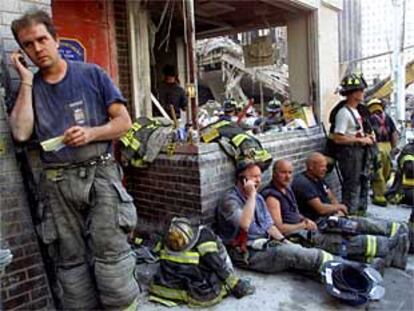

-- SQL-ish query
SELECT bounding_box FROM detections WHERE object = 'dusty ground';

[135,203,414,311]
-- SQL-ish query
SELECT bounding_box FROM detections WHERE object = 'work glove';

[231,278,255,299]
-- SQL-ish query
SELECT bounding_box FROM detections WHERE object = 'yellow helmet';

[165,217,198,252]
[367,98,384,114]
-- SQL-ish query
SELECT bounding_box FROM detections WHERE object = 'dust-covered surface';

[135,202,414,311]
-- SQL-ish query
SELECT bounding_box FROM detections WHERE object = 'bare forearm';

[279,222,306,235]
[267,225,284,240]
[89,114,132,142]
[333,133,358,145]
[327,191,339,204]
[9,84,34,142]
[239,195,256,231]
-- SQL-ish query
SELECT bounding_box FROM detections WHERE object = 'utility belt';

[43,153,114,169]
[43,153,114,181]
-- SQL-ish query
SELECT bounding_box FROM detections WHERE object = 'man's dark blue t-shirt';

[33,61,126,164]
[291,172,331,221]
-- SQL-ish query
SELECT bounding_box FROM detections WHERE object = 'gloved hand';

[231,278,255,299]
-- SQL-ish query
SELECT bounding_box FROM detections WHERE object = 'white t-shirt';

[334,106,364,136]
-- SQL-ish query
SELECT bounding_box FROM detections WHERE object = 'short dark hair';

[162,64,177,77]
[235,162,259,178]
[11,9,57,46]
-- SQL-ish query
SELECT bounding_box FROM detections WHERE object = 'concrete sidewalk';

[136,203,414,311]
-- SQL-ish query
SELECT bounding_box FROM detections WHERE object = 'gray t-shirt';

[334,106,364,136]
[216,186,273,244]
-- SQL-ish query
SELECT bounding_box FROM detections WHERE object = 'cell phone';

[17,52,28,68]
[238,175,247,185]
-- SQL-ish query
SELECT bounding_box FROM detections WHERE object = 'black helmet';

[223,99,237,113]
[339,73,368,96]
[321,261,385,306]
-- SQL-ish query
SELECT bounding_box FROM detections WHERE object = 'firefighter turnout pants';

[227,242,335,275]
[371,142,393,203]
[313,216,408,268]
[312,231,392,262]
[336,145,365,215]
[38,161,139,310]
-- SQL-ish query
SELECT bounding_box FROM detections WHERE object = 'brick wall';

[126,126,341,234]
[113,0,132,113]
[0,1,54,310]
[0,79,54,311]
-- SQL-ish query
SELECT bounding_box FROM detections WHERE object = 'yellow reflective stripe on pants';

[401,154,414,165]
[149,284,188,301]
[149,295,178,307]
[365,235,378,258]
[150,284,228,308]
[197,241,218,256]
[121,298,138,311]
[319,251,334,271]
[160,250,200,264]
[224,274,239,289]
[187,285,228,308]
[402,175,414,187]
[231,133,249,147]
[390,222,399,237]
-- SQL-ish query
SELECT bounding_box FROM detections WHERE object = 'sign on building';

[58,38,86,62]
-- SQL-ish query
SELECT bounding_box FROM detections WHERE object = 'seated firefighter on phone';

[216,160,343,277]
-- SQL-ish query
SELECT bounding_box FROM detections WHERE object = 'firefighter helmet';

[321,261,385,306]
[339,73,368,96]
[223,99,237,113]
[165,217,199,252]
[367,98,384,114]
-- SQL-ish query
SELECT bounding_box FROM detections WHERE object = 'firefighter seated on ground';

[367,98,399,206]
[290,153,409,269]
[216,160,343,277]
[149,217,254,307]
[261,156,406,268]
